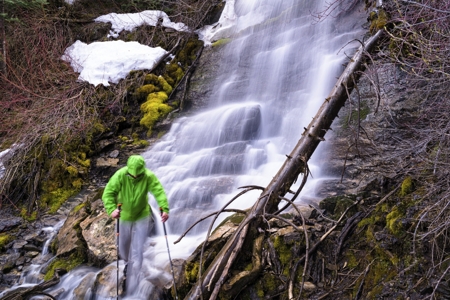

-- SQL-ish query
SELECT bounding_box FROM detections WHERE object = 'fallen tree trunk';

[185,29,385,300]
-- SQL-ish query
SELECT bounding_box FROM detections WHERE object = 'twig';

[173,208,247,244]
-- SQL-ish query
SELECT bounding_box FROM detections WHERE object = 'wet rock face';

[319,62,412,197]
[80,200,116,266]
[53,198,117,268]
[56,204,89,257]
[0,217,59,292]
[184,44,228,111]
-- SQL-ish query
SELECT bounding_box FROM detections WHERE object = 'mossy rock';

[0,233,13,250]
[319,195,357,218]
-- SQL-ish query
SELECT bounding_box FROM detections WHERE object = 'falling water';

[118,0,365,297]
[145,0,365,246]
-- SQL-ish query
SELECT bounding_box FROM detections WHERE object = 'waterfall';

[127,1,364,296]
[145,0,364,246]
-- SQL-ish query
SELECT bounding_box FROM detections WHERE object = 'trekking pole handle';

[160,207,168,235]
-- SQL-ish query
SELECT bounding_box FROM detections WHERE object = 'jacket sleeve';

[148,173,169,213]
[102,171,122,216]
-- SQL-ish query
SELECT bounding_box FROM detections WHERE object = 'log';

[185,29,384,300]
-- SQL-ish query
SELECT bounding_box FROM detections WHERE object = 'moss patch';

[399,176,414,197]
[0,233,13,250]
[44,252,85,281]
[140,91,173,136]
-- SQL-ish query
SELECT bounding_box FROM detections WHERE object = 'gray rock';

[0,217,22,233]
[80,200,116,266]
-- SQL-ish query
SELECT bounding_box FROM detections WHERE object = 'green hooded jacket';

[102,155,169,222]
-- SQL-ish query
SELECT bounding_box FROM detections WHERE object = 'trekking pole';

[116,203,122,300]
[160,208,178,300]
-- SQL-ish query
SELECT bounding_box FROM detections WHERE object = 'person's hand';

[111,208,121,219]
[161,212,169,223]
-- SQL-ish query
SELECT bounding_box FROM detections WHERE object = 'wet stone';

[15,256,26,266]
[12,240,27,250]
[23,244,40,252]
[23,233,38,242]
[109,149,120,158]
[40,215,62,227]
[31,253,53,265]
[25,251,40,258]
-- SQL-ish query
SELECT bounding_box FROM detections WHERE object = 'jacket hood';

[127,155,146,177]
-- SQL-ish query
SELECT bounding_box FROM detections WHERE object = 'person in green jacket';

[102,154,169,294]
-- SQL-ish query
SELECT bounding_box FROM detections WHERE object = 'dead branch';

[335,211,364,257]
[173,208,247,244]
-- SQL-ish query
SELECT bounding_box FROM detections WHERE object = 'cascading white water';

[120,1,365,297]
[145,0,364,245]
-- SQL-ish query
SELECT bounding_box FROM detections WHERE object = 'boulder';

[79,200,116,266]
[55,204,89,257]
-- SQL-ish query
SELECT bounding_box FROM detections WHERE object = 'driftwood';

[0,269,66,300]
[184,29,385,300]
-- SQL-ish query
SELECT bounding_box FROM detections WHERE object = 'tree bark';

[185,29,384,300]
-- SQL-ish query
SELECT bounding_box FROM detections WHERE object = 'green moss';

[255,272,280,298]
[399,176,414,196]
[262,274,277,293]
[369,8,388,33]
[93,122,106,133]
[358,214,383,228]
[346,250,360,269]
[157,131,166,139]
[76,155,90,168]
[140,91,173,136]
[385,206,403,236]
[66,165,78,177]
[177,39,203,67]
[320,195,357,218]
[244,263,253,272]
[366,258,396,298]
[41,186,79,214]
[144,73,159,85]
[212,38,231,47]
[162,74,175,86]
[184,261,199,283]
[135,84,158,101]
[256,283,265,298]
[131,133,150,148]
[73,202,86,213]
[44,252,84,281]
[71,178,83,189]
[0,233,13,249]
[166,62,184,84]
[272,235,291,266]
[158,76,173,94]
[20,207,37,222]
